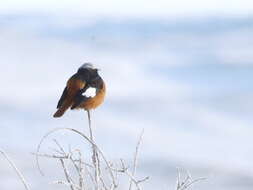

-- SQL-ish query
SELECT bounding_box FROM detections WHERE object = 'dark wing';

[56,87,68,108]
[70,85,90,109]
[70,70,102,110]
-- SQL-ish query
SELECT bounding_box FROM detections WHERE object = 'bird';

[53,63,106,118]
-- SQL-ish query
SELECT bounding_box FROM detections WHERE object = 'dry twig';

[176,169,206,190]
[34,125,204,190]
[87,110,100,190]
[129,129,144,190]
[0,150,30,190]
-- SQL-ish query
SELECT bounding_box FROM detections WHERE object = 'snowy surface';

[0,14,253,190]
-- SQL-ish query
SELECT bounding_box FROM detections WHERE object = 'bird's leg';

[87,110,92,140]
[86,110,100,190]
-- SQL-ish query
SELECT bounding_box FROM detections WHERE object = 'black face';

[77,68,102,88]
[77,67,97,79]
[89,69,103,89]
[77,68,91,81]
[89,69,99,80]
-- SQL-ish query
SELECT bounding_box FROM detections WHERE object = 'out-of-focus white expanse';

[1,1,253,190]
[2,0,253,17]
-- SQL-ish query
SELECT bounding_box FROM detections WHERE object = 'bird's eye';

[93,69,98,75]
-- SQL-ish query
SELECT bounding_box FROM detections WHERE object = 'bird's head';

[78,63,99,73]
[79,63,95,70]
[78,63,101,85]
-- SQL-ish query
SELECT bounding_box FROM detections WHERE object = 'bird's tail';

[53,100,73,118]
[53,108,66,118]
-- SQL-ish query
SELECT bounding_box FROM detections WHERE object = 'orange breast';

[79,82,106,110]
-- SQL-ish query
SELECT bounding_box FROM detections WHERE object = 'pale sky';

[1,0,253,18]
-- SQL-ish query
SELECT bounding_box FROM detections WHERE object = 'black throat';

[77,68,103,89]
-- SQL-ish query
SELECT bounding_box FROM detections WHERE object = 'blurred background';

[0,0,253,189]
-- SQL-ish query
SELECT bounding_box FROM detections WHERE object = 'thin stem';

[36,128,117,188]
[87,110,93,141]
[87,110,100,190]
[0,150,30,190]
[60,159,75,190]
[129,129,144,190]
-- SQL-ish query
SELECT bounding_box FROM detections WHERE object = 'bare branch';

[35,127,117,188]
[129,129,144,190]
[69,151,84,190]
[60,158,75,190]
[110,159,149,190]
[0,150,31,190]
[87,110,100,190]
[52,180,81,190]
[34,125,204,190]
[53,139,66,155]
[176,169,206,190]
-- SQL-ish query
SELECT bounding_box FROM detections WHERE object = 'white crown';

[79,63,94,69]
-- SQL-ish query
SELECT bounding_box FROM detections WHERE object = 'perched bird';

[53,63,106,118]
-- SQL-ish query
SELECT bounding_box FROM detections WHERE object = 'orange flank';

[79,82,106,110]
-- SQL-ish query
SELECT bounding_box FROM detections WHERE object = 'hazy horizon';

[1,7,253,190]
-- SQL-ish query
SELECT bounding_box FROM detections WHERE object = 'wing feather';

[56,87,68,108]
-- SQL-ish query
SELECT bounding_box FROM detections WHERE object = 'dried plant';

[0,111,205,190]
[0,150,31,190]
[34,126,148,190]
[175,169,206,190]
